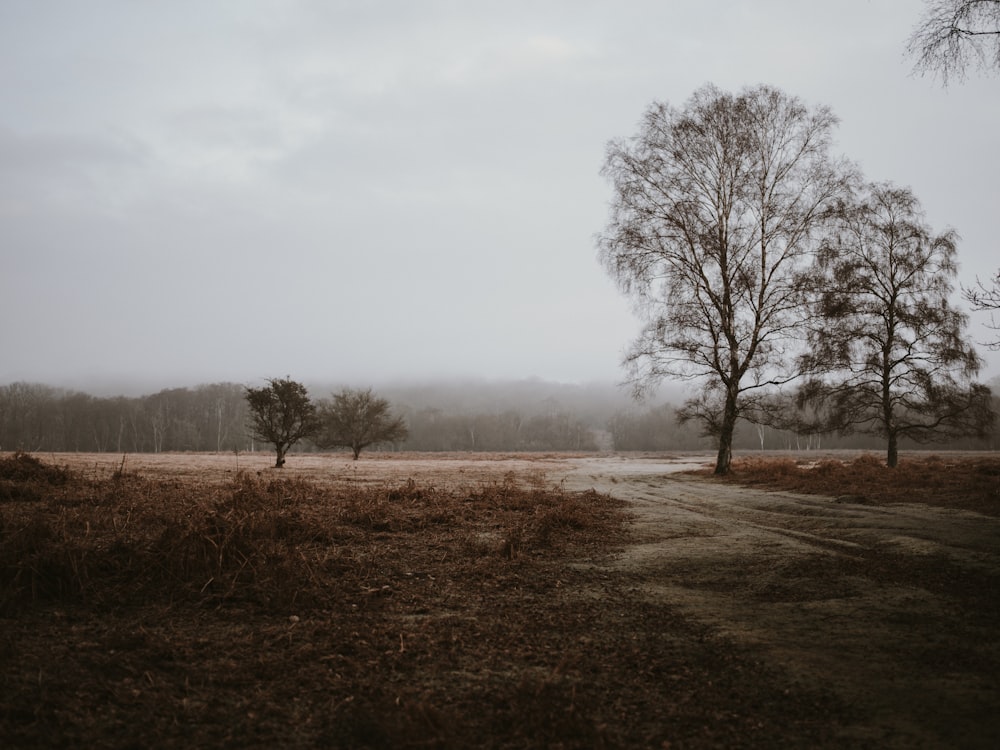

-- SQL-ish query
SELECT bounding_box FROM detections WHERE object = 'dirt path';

[550,456,1000,749]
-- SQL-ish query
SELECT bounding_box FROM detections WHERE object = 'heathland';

[2,450,998,748]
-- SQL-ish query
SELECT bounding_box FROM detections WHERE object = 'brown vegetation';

[1,451,998,747]
[2,453,639,748]
[713,452,1000,516]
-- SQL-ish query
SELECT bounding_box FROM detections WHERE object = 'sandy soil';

[553,454,1000,748]
[47,451,1000,747]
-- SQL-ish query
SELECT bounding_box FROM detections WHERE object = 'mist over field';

[2,374,998,456]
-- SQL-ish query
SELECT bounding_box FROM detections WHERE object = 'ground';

[1,451,998,748]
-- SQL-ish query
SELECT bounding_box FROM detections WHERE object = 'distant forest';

[1,378,997,455]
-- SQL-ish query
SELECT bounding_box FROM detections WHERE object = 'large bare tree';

[798,184,993,467]
[908,0,1000,83]
[598,84,852,475]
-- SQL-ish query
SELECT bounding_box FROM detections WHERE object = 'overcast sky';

[2,0,997,394]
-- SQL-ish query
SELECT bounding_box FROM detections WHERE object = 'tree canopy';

[316,388,408,460]
[244,377,320,467]
[908,0,1000,83]
[964,268,1000,349]
[598,83,853,475]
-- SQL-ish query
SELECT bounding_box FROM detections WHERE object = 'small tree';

[798,183,993,467]
[244,377,320,468]
[316,388,408,460]
[907,0,1000,84]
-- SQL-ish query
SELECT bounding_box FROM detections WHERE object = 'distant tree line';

[0,382,251,454]
[3,378,996,456]
[610,398,1000,453]
[398,408,599,452]
[0,380,602,455]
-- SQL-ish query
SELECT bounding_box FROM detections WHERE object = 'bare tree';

[244,377,320,468]
[316,388,408,460]
[798,183,993,467]
[598,83,853,475]
[908,0,1000,83]
[963,268,1000,348]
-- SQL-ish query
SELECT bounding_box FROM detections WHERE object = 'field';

[2,450,999,748]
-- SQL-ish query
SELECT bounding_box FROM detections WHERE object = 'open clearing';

[2,451,998,748]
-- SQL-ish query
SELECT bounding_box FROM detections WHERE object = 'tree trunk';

[714,439,732,476]
[886,432,898,468]
[275,445,287,468]
[714,389,740,476]
[352,445,361,461]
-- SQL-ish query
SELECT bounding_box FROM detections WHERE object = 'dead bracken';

[1,451,998,748]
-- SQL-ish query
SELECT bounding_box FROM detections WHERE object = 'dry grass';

[0,456,621,617]
[714,452,1000,516]
[48,451,589,488]
[4,451,997,748]
[4,453,708,749]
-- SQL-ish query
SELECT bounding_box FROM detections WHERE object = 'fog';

[2,1,998,394]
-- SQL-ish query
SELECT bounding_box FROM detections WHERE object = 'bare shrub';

[0,452,70,485]
[0,452,70,504]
